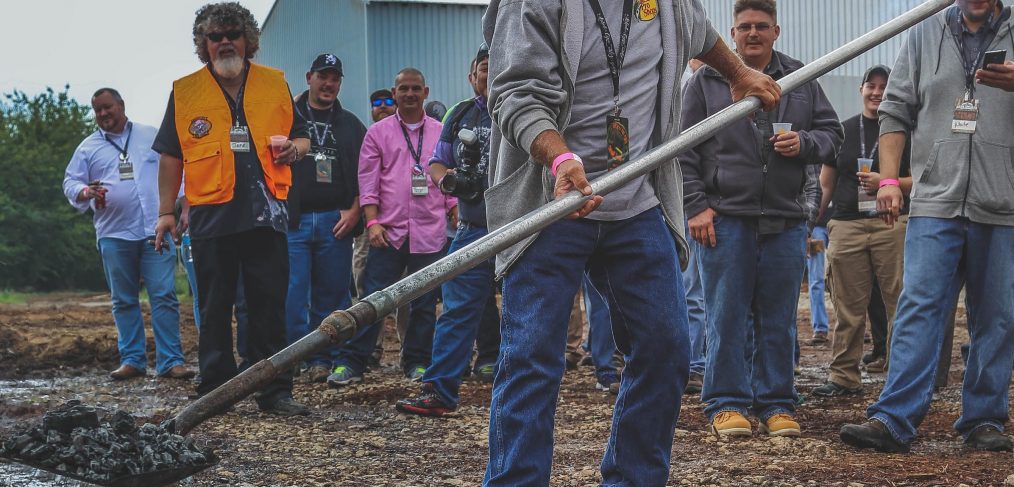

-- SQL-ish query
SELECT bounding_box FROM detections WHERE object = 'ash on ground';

[1,400,213,484]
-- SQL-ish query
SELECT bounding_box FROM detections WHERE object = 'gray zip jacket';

[482,0,720,276]
[879,6,1014,226]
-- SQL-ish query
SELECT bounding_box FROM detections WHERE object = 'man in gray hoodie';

[680,0,843,439]
[840,0,1014,454]
[482,0,779,485]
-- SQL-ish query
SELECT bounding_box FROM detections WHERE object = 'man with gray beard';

[152,1,311,416]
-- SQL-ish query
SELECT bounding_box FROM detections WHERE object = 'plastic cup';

[858,158,873,173]
[269,135,288,159]
[772,122,792,136]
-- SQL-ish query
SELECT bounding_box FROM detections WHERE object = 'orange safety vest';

[173,62,293,206]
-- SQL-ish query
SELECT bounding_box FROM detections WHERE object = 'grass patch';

[0,291,31,304]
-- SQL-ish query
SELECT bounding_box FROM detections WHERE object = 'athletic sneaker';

[406,364,427,382]
[473,363,495,383]
[326,365,363,388]
[812,381,862,397]
[595,372,619,395]
[396,385,456,417]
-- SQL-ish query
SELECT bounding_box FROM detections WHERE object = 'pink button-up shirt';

[359,111,456,253]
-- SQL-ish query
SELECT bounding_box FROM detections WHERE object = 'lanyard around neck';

[400,121,425,167]
[586,0,635,116]
[103,121,133,161]
[304,99,336,148]
[858,116,879,160]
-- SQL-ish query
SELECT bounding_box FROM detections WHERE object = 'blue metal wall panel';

[367,2,486,120]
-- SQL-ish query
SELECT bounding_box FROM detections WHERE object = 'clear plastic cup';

[269,135,288,159]
[772,122,792,135]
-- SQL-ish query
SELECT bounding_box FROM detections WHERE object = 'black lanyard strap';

[103,121,133,160]
[304,99,335,149]
[400,122,425,166]
[858,116,879,160]
[952,7,1001,93]
[587,0,635,115]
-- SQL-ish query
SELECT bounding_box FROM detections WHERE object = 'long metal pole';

[173,0,952,436]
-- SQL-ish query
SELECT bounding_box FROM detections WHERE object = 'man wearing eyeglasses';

[483,0,780,484]
[152,2,311,416]
[326,68,457,387]
[284,54,367,383]
[680,0,842,438]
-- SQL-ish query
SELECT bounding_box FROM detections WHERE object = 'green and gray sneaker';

[406,365,427,382]
[473,363,495,383]
[326,365,363,388]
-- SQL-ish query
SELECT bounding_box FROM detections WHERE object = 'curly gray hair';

[192,2,260,63]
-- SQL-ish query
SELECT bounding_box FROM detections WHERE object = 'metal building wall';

[699,0,928,117]
[257,0,371,123]
[367,2,486,118]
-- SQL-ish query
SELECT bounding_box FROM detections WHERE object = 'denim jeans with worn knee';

[98,237,184,375]
[868,217,1014,444]
[698,215,806,421]
[484,207,689,487]
[807,225,829,333]
[682,227,708,376]
[285,209,354,367]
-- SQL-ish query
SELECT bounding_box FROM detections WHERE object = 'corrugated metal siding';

[367,2,486,119]
[257,0,372,123]
[699,0,930,117]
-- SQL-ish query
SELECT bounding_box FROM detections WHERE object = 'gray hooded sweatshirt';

[482,0,720,276]
[879,5,1014,226]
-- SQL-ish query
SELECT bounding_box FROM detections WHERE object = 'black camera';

[438,128,484,201]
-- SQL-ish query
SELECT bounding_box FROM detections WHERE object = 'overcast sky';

[0,0,274,128]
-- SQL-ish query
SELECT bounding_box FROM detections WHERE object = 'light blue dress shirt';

[63,120,169,241]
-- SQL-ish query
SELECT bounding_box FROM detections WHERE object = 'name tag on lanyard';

[230,125,251,152]
[412,166,429,196]
[952,97,979,134]
[117,153,134,181]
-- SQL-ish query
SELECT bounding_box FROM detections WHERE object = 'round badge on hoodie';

[636,0,658,21]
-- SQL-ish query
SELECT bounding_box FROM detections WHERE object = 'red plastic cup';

[269,135,288,160]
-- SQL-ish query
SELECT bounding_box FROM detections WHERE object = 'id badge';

[118,156,134,181]
[606,115,630,169]
[230,126,251,152]
[314,153,333,183]
[952,98,979,134]
[411,172,429,196]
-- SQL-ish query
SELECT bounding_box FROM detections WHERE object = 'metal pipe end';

[319,310,358,344]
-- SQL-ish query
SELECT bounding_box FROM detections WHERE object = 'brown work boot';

[865,356,887,373]
[806,331,829,346]
[710,411,752,438]
[110,364,145,381]
[305,364,331,383]
[685,371,704,394]
[761,414,801,437]
[158,365,196,380]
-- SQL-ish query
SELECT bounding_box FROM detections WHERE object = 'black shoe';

[812,382,862,397]
[684,372,703,394]
[840,420,910,453]
[861,352,881,365]
[964,425,1013,452]
[259,396,309,417]
[396,386,455,417]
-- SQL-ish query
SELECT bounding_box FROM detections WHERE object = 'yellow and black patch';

[635,0,658,22]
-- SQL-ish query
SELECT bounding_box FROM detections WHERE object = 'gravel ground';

[2,293,1014,486]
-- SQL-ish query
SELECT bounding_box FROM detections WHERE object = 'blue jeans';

[698,216,806,421]
[423,224,497,407]
[484,207,689,487]
[181,244,201,330]
[683,230,708,375]
[581,273,619,382]
[285,210,354,366]
[807,225,829,333]
[98,237,184,374]
[868,217,1014,444]
[334,243,442,374]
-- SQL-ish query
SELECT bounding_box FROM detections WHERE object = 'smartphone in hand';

[983,50,1007,71]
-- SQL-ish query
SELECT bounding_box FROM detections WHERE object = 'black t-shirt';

[288,94,367,228]
[825,114,911,221]
[152,69,307,239]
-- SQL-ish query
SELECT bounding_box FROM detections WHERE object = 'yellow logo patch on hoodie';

[635,0,658,22]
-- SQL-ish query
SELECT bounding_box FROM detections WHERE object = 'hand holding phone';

[983,50,1007,71]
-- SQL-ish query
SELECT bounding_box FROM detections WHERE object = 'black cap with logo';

[862,64,891,84]
[311,53,343,75]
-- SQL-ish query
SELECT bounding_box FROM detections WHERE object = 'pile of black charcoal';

[1,400,213,483]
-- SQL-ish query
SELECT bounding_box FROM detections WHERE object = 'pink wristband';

[879,178,900,188]
[551,152,583,177]
[366,219,380,228]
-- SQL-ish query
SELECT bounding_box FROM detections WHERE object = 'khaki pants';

[566,293,586,365]
[826,216,907,389]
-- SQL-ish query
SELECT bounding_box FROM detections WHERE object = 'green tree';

[0,86,106,290]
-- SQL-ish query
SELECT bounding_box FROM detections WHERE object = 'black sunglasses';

[371,97,395,107]
[207,30,243,42]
